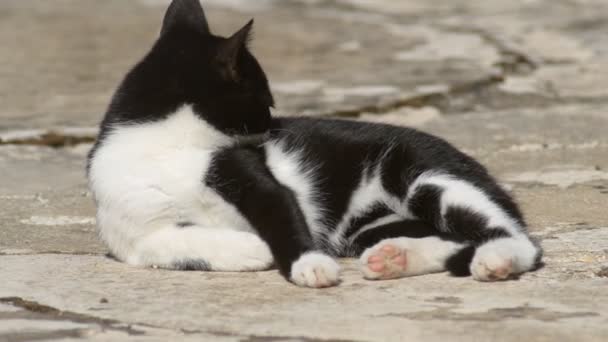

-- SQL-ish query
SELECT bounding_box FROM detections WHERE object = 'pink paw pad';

[486,260,514,281]
[365,244,408,280]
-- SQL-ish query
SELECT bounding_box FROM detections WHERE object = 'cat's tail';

[106,225,274,271]
[406,171,543,281]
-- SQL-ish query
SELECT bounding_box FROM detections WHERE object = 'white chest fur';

[88,106,255,260]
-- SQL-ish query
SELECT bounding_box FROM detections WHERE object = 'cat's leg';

[207,146,340,288]
[468,235,540,281]
[350,219,470,280]
[125,226,274,271]
[95,191,274,272]
[96,200,274,271]
[405,172,542,281]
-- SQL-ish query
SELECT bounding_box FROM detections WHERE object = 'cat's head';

[110,0,274,135]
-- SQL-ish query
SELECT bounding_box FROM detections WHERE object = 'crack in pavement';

[379,304,599,322]
[239,335,359,342]
[326,73,504,117]
[0,297,146,336]
[0,131,96,148]
[0,251,106,257]
[0,297,360,341]
[0,329,90,342]
[320,22,549,119]
[188,329,361,342]
[0,74,501,148]
[438,25,540,74]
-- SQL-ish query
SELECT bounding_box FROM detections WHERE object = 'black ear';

[216,19,254,79]
[161,0,210,35]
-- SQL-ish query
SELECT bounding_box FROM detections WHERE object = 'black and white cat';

[88,0,542,288]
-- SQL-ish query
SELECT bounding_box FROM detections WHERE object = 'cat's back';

[271,117,446,148]
[269,117,474,167]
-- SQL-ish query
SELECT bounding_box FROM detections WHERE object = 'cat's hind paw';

[290,252,340,288]
[471,246,515,281]
[470,237,539,281]
[360,240,409,280]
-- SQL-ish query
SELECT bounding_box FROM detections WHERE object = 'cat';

[87,0,542,288]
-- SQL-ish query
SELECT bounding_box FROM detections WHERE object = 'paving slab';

[1,235,607,342]
[2,0,608,341]
[0,144,102,254]
[0,299,234,341]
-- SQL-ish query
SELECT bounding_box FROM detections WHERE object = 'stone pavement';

[1,0,607,341]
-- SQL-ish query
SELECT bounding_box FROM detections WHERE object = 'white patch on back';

[264,140,326,239]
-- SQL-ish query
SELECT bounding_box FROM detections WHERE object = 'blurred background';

[1,1,608,341]
[2,0,607,128]
[2,0,607,217]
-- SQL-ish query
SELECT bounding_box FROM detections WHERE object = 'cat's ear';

[161,0,210,35]
[216,19,254,80]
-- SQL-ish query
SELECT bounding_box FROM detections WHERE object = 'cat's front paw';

[290,252,340,288]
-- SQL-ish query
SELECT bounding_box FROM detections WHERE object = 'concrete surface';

[1,0,607,341]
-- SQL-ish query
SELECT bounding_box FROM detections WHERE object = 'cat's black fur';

[96,0,272,139]
[208,118,525,277]
[90,0,541,285]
